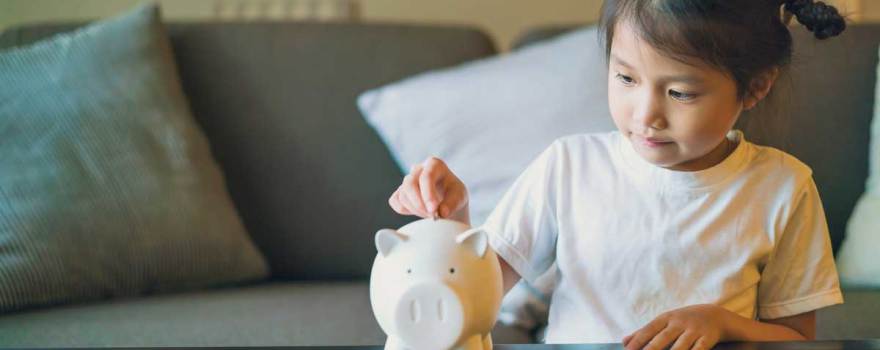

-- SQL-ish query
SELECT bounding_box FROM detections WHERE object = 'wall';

[0,0,871,52]
[0,0,600,51]
[360,0,601,51]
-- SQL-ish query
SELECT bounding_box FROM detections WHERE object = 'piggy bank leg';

[385,336,408,350]
[482,334,493,350]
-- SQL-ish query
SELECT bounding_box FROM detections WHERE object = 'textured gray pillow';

[0,2,269,313]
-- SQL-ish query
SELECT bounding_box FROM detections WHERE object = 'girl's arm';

[623,305,815,350]
[454,201,522,297]
[725,310,816,341]
[499,255,522,296]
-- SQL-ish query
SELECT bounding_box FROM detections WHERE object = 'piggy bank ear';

[455,228,489,258]
[375,228,407,257]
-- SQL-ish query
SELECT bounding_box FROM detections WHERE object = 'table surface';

[42,340,878,350]
[347,340,873,350]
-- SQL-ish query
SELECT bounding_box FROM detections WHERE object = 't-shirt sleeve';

[757,178,844,320]
[478,140,560,285]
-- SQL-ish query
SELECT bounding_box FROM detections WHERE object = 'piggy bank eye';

[407,268,411,274]
[449,268,455,274]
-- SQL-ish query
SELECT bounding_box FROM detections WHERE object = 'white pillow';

[836,45,880,288]
[357,25,615,227]
[839,194,880,287]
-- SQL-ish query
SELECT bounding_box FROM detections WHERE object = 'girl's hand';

[623,304,728,350]
[388,157,469,222]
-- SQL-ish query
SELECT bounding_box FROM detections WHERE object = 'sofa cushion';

[0,21,497,281]
[816,288,880,339]
[171,23,498,281]
[0,3,267,314]
[0,281,532,347]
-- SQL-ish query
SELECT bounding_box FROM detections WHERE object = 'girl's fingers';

[396,180,419,216]
[437,182,465,218]
[643,326,684,350]
[397,185,412,215]
[670,331,699,350]
[390,157,463,220]
[389,187,412,215]
[403,165,428,217]
[399,185,424,218]
[625,319,667,350]
[691,336,715,350]
[419,158,446,214]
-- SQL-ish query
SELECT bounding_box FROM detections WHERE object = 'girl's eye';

[669,89,697,101]
[615,73,635,86]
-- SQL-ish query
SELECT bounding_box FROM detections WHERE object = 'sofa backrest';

[513,24,880,254]
[0,21,497,280]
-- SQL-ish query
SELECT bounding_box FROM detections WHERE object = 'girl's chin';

[634,148,682,168]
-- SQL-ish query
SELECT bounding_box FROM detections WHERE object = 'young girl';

[388,0,847,349]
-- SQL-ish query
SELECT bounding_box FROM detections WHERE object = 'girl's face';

[608,21,746,172]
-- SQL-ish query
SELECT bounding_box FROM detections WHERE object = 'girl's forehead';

[612,26,689,70]
[612,22,665,63]
[610,21,724,80]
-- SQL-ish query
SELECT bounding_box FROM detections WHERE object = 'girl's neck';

[665,136,736,172]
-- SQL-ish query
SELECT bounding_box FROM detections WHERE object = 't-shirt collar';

[616,129,749,192]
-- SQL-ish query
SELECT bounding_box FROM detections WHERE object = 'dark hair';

[598,0,846,100]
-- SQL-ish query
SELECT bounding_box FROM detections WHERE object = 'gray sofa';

[0,18,878,347]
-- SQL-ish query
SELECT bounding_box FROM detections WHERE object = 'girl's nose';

[632,93,668,131]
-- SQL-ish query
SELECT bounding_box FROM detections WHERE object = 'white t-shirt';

[480,130,844,344]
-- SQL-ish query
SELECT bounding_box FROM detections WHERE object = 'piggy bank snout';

[394,282,464,350]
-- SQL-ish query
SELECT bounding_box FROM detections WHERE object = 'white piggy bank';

[370,218,503,350]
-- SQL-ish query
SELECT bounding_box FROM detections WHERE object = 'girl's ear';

[744,67,780,111]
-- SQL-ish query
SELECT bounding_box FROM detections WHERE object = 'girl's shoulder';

[741,140,815,191]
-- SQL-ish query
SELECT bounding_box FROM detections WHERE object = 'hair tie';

[783,0,846,39]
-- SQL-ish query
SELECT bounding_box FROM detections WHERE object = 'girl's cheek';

[608,89,630,126]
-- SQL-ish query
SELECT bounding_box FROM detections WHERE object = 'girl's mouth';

[633,134,673,148]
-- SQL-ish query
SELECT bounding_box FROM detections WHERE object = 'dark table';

[24,340,878,350]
